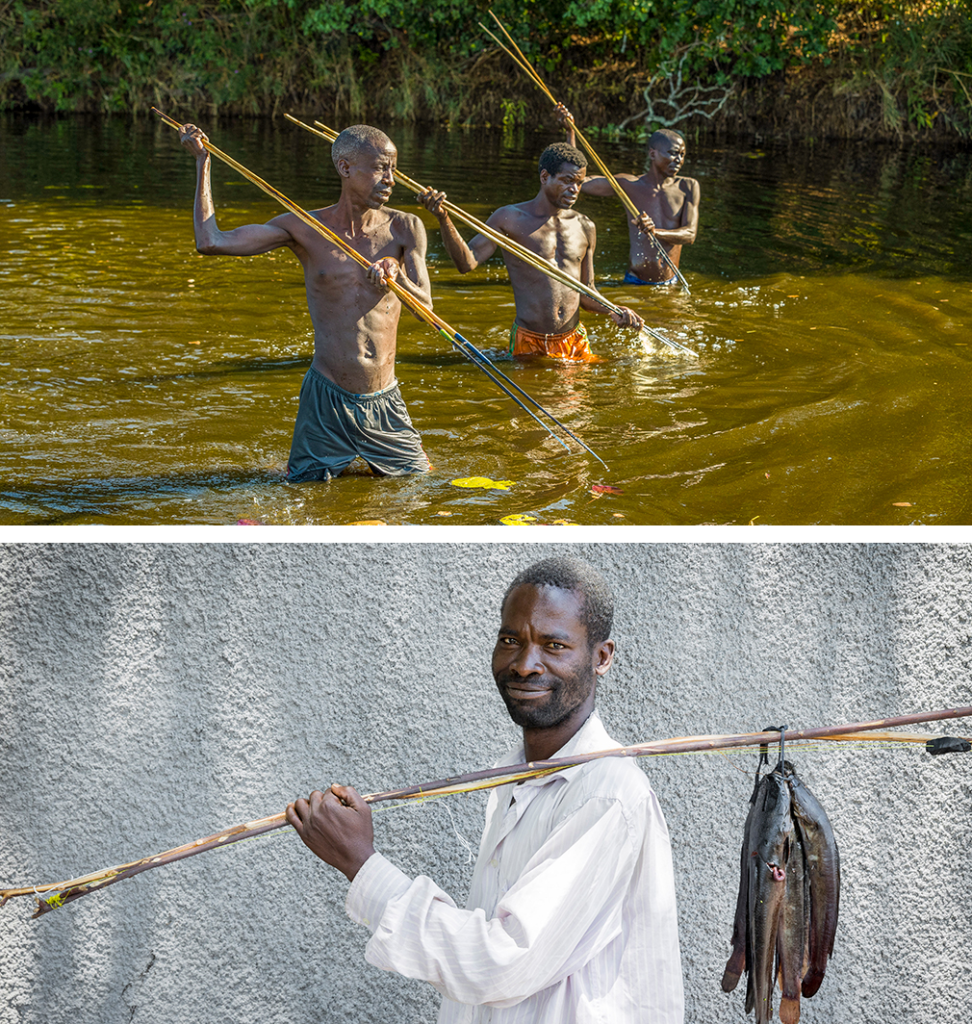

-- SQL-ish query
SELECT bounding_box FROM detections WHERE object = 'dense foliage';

[2,0,970,137]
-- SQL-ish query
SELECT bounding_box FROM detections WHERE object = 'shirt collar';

[498,710,615,789]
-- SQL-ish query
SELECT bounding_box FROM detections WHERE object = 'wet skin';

[180,126,432,393]
[556,104,699,282]
[420,165,642,334]
[582,138,700,283]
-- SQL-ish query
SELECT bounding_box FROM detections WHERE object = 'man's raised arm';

[288,786,657,1008]
[179,123,295,257]
[417,188,499,273]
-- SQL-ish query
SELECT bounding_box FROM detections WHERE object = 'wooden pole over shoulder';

[3,704,969,917]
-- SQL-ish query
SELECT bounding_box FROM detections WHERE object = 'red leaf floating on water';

[236,518,263,525]
[591,484,624,496]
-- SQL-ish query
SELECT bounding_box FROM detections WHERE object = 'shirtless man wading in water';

[180,122,432,482]
[418,142,642,362]
[558,105,699,287]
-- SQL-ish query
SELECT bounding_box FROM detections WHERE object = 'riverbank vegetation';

[2,0,970,140]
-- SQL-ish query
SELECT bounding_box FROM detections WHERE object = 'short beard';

[495,664,596,731]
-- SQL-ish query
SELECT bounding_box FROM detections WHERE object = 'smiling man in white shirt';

[286,556,685,1023]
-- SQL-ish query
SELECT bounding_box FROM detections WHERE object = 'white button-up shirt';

[346,711,684,1023]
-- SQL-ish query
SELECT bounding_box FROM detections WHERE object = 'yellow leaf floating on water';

[348,520,388,525]
[451,477,515,491]
[500,514,538,526]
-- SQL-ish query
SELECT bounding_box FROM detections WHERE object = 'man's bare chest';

[630,183,686,225]
[300,221,401,278]
[509,219,587,269]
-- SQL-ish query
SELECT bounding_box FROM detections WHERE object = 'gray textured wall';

[1,543,970,1024]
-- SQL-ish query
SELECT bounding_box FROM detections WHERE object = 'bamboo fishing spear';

[151,107,606,466]
[285,114,695,360]
[481,12,692,295]
[3,705,969,918]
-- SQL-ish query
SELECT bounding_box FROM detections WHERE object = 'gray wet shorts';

[287,366,430,482]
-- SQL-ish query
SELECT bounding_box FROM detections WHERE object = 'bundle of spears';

[2,706,969,925]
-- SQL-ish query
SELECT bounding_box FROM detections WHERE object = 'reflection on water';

[1,113,971,525]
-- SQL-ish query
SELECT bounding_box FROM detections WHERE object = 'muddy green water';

[2,114,971,525]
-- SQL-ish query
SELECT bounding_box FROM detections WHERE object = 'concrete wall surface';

[0,542,970,1024]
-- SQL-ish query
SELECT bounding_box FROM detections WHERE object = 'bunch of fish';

[721,760,840,1023]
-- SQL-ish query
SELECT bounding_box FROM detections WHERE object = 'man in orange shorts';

[419,143,642,361]
[508,321,596,361]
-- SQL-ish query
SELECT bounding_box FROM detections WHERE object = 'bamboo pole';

[284,114,696,359]
[152,108,608,466]
[3,705,969,918]
[481,13,692,294]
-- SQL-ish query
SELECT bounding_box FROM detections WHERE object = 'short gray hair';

[331,125,393,168]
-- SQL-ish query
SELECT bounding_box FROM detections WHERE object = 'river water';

[1,113,970,525]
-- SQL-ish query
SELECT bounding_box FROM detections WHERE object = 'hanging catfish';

[789,770,841,997]
[746,764,798,1024]
[722,759,840,1022]
[775,819,807,1024]
[721,784,759,994]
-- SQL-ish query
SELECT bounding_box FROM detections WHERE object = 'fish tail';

[801,969,825,998]
[721,963,742,993]
[779,995,801,1024]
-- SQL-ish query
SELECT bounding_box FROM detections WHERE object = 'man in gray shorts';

[288,369,428,480]
[180,121,433,481]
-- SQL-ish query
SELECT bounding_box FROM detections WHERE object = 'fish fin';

[779,995,801,1024]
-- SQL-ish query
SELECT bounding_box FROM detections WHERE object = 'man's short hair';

[538,142,586,178]
[331,125,393,169]
[502,556,614,647]
[648,128,684,150]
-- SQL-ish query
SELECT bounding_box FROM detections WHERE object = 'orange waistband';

[509,323,597,362]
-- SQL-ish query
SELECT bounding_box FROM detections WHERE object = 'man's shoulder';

[550,756,655,843]
[564,719,655,806]
[580,750,654,798]
[491,201,533,224]
[383,206,425,235]
[565,207,594,229]
[279,204,336,231]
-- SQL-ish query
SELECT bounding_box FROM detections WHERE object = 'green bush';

[1,0,969,135]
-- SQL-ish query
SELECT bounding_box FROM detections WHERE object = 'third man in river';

[558,105,700,287]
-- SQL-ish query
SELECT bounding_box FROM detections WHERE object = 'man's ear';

[336,158,352,179]
[594,639,615,676]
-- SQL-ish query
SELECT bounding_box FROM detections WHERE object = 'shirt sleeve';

[345,796,639,1007]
